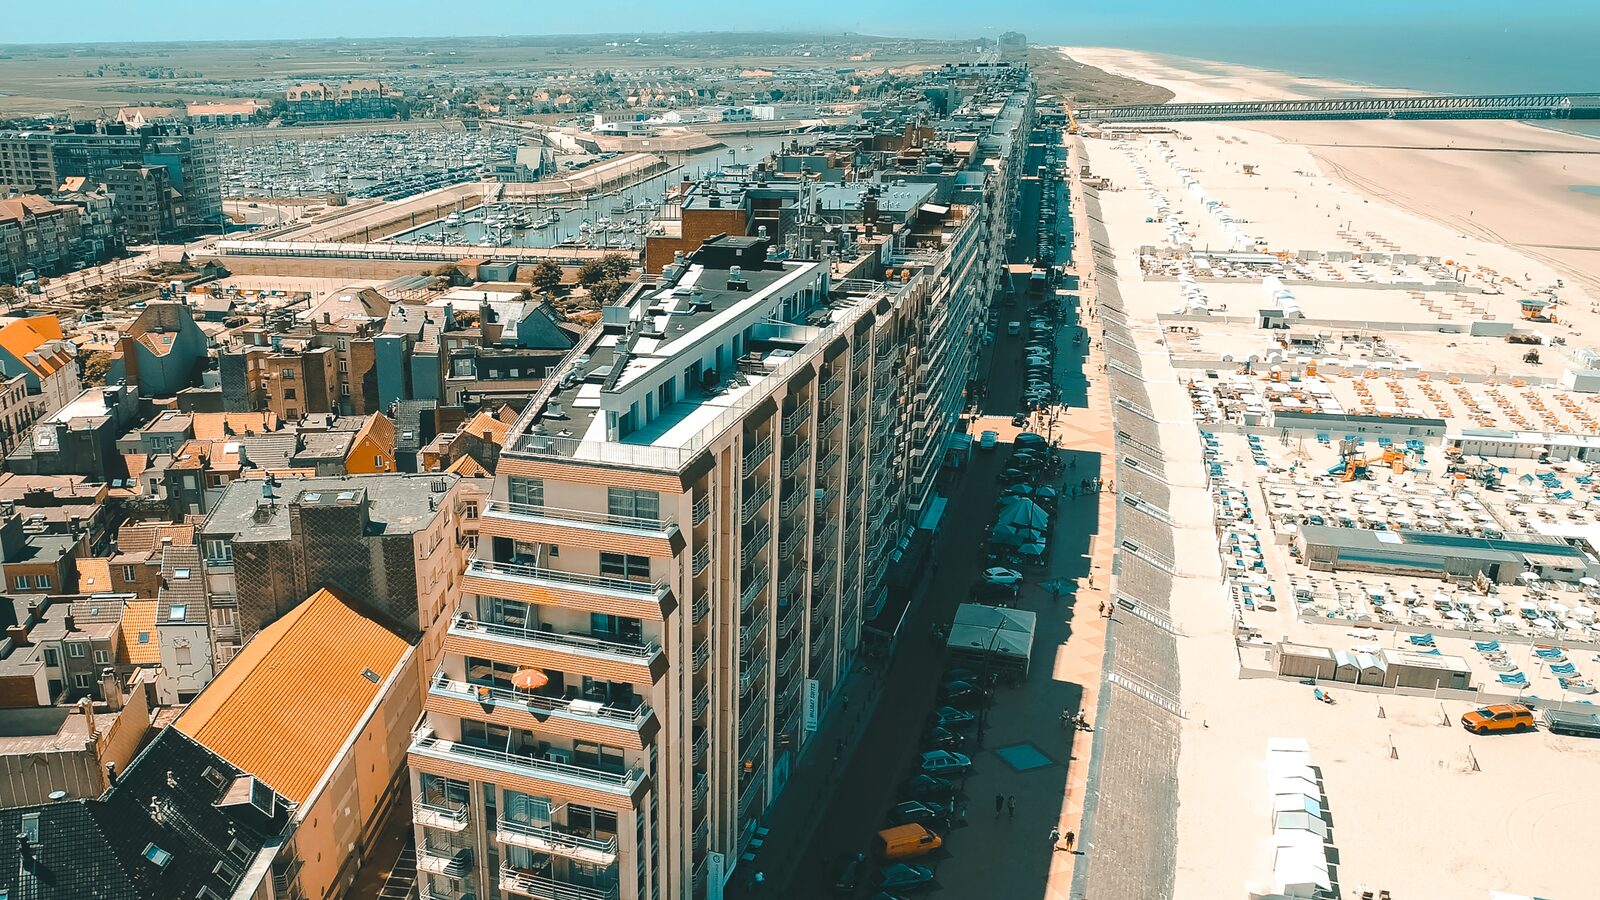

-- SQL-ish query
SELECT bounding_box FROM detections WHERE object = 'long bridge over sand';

[1077,92,1600,124]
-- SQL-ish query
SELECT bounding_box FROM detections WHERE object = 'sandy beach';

[1065,46,1600,900]
[1062,47,1600,295]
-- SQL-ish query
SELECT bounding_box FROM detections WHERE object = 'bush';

[528,260,562,292]
[587,279,627,305]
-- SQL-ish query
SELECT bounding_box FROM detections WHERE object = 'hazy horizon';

[5,0,1597,45]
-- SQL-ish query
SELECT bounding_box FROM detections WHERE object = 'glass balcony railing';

[499,864,618,900]
[484,500,677,539]
[413,795,470,831]
[448,614,662,670]
[411,730,644,800]
[467,558,668,602]
[430,673,654,730]
[497,818,619,865]
[417,843,474,877]
[740,571,769,614]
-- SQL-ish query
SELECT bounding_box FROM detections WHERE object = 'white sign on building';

[803,678,821,732]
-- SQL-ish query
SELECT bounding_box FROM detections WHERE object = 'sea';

[1063,21,1600,140]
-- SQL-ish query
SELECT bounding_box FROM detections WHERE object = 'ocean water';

[1069,22,1597,95]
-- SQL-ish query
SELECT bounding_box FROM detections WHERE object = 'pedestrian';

[1050,826,1062,849]
[842,693,850,712]
[994,793,1004,817]
[1065,830,1076,852]
[1007,795,1017,819]
[1098,600,1106,616]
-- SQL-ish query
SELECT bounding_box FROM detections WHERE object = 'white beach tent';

[1271,844,1332,899]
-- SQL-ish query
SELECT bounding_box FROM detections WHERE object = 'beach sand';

[1061,47,1600,295]
[1066,46,1600,900]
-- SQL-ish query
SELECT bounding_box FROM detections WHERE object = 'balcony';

[429,674,654,732]
[692,545,710,577]
[740,570,769,614]
[497,818,619,866]
[782,404,810,435]
[692,495,711,526]
[413,795,470,832]
[780,440,811,477]
[740,522,770,567]
[738,698,766,742]
[692,683,710,720]
[780,489,807,520]
[779,565,804,600]
[693,772,709,809]
[466,558,671,616]
[739,653,767,695]
[692,638,710,673]
[483,500,679,549]
[499,864,618,900]
[779,599,804,635]
[819,376,842,401]
[778,638,802,675]
[811,561,836,590]
[693,817,710,856]
[692,590,709,624]
[417,882,475,900]
[739,608,768,650]
[742,436,772,472]
[740,481,771,523]
[818,406,842,437]
[739,771,767,814]
[411,731,645,802]
[814,522,838,553]
[692,727,709,767]
[417,843,474,878]
[446,614,664,683]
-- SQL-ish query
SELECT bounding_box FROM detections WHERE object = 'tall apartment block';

[406,70,1033,900]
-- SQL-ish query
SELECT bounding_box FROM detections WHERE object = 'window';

[73,673,93,689]
[93,649,109,665]
[599,552,651,582]
[34,574,50,590]
[507,477,543,509]
[340,383,350,396]
[210,474,226,487]
[608,488,659,524]
[67,641,85,658]
[123,565,138,581]
[374,455,385,468]
[42,647,58,667]
[282,388,296,401]
[280,369,295,380]
[336,338,348,351]
[204,539,232,564]
[338,360,348,373]
[168,604,188,621]
[285,408,296,419]
[12,575,28,590]
[462,502,478,520]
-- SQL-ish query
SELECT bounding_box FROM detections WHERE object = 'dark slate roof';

[0,727,292,900]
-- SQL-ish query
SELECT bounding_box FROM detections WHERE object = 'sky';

[6,0,1598,44]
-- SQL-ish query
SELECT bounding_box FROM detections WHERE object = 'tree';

[599,253,633,280]
[81,351,113,387]
[528,260,563,293]
[587,279,627,305]
[575,258,608,286]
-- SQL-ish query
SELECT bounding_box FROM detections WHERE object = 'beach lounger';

[1475,640,1501,653]
[1498,672,1530,687]
[1550,662,1579,675]
[1535,646,1567,660]
[1408,633,1436,647]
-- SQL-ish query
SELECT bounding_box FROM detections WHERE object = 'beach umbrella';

[1546,601,1571,617]
[1519,572,1542,583]
[511,668,550,691]
[1018,542,1047,558]
[990,523,1040,547]
[1583,577,1600,589]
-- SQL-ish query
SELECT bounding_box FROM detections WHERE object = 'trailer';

[1544,708,1600,738]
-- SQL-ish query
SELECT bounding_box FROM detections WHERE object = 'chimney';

[5,625,28,647]
[79,696,97,738]
[105,761,118,786]
[25,601,39,618]
[63,614,75,633]
[100,667,123,712]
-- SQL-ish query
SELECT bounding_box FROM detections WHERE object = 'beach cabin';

[1356,651,1388,686]
[1381,648,1472,690]
[1278,643,1337,680]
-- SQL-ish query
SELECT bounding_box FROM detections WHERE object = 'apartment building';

[0,131,57,194]
[404,72,1032,900]
[0,195,83,283]
[198,472,468,671]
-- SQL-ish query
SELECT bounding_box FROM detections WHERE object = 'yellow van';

[874,823,943,860]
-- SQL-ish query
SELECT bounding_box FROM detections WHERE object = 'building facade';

[402,71,1031,900]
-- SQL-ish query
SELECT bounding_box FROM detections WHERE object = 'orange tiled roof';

[116,521,194,555]
[445,454,490,477]
[174,588,410,805]
[118,600,161,665]
[0,316,68,379]
[459,405,515,446]
[76,557,115,593]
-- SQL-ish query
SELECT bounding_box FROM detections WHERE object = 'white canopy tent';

[946,603,1038,678]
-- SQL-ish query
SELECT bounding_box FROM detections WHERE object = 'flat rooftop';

[202,472,456,542]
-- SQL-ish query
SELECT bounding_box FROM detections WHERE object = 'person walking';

[994,793,1004,817]
[1007,795,1016,819]
[1065,830,1076,852]
[1050,826,1063,850]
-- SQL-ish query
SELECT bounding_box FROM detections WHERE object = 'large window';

[607,488,660,525]
[599,552,651,582]
[508,477,543,509]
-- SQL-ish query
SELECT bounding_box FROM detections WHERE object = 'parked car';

[1011,413,1029,427]
[874,863,937,892]
[927,706,977,729]
[938,680,986,708]
[943,667,982,685]
[921,726,968,751]
[998,468,1032,486]
[1461,704,1536,734]
[983,567,1024,586]
[918,750,972,776]
[979,430,998,451]
[886,800,952,830]
[898,774,956,801]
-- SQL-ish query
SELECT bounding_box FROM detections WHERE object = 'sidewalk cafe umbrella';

[1018,542,1047,559]
[991,523,1042,547]
[997,499,1051,531]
